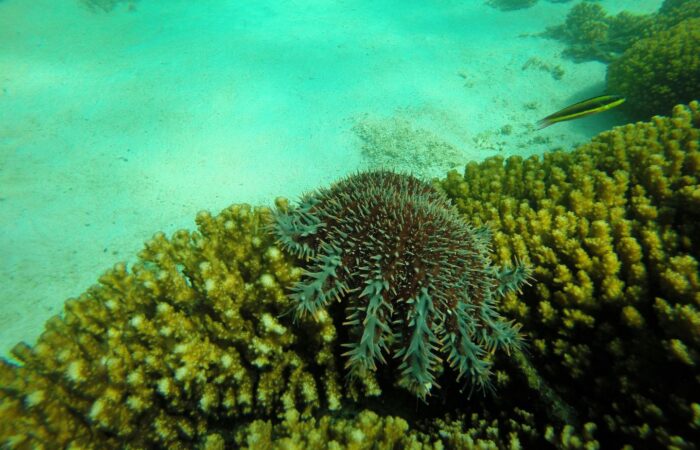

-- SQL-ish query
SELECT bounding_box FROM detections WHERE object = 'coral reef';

[606,18,700,119]
[541,2,653,63]
[656,0,700,29]
[233,407,599,449]
[440,101,700,447]
[542,0,700,117]
[1,102,699,448]
[0,205,342,448]
[272,171,529,400]
[235,409,415,449]
[541,0,700,63]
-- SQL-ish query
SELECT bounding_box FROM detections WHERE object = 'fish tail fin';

[537,119,553,130]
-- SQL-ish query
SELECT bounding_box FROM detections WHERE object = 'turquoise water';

[8,1,700,448]
[0,0,662,357]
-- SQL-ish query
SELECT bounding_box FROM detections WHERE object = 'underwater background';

[1,0,699,448]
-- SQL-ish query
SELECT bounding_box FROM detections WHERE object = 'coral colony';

[272,170,530,399]
[0,102,698,447]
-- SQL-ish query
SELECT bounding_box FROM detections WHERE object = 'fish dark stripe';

[538,95,625,129]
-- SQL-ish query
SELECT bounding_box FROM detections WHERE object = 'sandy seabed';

[0,0,663,355]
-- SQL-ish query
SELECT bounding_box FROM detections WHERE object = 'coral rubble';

[352,115,465,178]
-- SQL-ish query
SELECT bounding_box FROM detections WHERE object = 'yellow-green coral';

[0,205,341,448]
[607,18,700,119]
[541,2,654,63]
[439,101,700,447]
[657,0,700,29]
[236,409,418,450]
[541,0,700,64]
[233,407,599,450]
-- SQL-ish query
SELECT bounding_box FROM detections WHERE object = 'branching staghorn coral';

[0,205,341,448]
[439,101,700,447]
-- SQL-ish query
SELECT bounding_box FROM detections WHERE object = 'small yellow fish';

[537,95,625,129]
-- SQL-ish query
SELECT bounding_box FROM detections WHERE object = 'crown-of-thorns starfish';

[272,170,531,399]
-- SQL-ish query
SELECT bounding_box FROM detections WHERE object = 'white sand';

[0,0,663,356]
